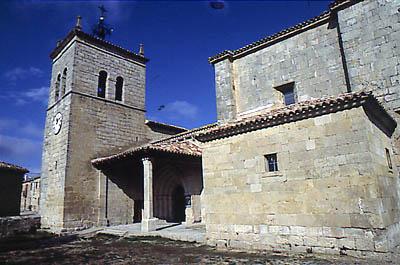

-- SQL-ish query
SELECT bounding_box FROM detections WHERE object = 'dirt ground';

[0,233,391,264]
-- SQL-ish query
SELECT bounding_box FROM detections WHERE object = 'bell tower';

[40,14,149,232]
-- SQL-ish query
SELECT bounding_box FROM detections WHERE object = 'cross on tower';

[92,5,113,40]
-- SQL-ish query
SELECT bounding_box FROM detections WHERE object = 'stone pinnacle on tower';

[75,15,82,31]
[139,44,145,56]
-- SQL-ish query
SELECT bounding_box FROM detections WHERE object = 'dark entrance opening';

[133,200,143,223]
[172,185,186,223]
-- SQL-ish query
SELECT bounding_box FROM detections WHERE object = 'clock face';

[53,112,63,135]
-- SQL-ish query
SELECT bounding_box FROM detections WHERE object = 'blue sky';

[0,0,330,173]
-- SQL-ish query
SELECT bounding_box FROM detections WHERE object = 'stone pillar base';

[141,218,159,232]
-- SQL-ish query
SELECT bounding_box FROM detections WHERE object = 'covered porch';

[92,140,204,232]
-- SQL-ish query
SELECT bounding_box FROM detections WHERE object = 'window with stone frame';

[61,68,67,96]
[275,82,295,106]
[115,76,123,101]
[55,73,61,101]
[385,148,393,170]
[97,70,107,98]
[265,153,278,172]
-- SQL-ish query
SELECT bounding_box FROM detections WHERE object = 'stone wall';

[40,94,72,231]
[62,82,148,229]
[202,107,400,255]
[41,33,151,232]
[213,16,347,121]
[73,41,146,110]
[338,0,400,168]
[338,0,400,105]
[40,42,76,231]
[0,215,40,238]
[21,177,41,212]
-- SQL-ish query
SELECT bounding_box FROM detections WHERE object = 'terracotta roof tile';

[92,123,217,167]
[196,91,396,142]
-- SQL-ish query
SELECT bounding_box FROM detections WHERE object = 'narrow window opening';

[61,68,67,96]
[385,148,393,170]
[115,76,123,101]
[55,74,61,101]
[265,153,278,172]
[97,70,107,98]
[275,82,295,106]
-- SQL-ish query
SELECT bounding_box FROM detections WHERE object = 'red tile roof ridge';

[196,91,379,141]
[209,0,358,64]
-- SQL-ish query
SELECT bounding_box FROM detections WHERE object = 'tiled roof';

[92,123,217,167]
[0,162,29,173]
[208,0,358,64]
[50,28,149,64]
[196,91,397,142]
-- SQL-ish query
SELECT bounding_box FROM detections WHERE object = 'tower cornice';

[50,29,149,64]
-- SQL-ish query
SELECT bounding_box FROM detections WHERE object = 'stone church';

[40,0,400,257]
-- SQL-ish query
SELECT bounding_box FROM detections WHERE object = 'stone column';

[141,157,158,232]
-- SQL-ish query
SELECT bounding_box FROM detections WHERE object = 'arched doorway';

[171,185,186,223]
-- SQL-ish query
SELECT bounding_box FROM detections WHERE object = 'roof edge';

[208,0,361,65]
[145,120,187,133]
[196,92,396,142]
[0,162,29,174]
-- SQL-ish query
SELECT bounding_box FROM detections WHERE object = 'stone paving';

[97,222,206,243]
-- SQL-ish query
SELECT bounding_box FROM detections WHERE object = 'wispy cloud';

[0,118,44,139]
[0,119,44,172]
[162,100,199,121]
[0,119,18,132]
[3,67,43,82]
[22,86,49,105]
[1,86,49,106]
[0,135,41,158]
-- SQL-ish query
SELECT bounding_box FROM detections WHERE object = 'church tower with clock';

[40,14,150,232]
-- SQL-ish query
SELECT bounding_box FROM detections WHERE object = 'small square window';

[265,153,279,172]
[275,82,295,106]
[385,148,393,170]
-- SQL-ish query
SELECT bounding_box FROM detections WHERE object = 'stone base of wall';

[206,223,400,261]
[0,214,41,238]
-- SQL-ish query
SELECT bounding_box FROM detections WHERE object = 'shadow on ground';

[0,233,370,264]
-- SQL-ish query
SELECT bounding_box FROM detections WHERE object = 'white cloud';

[163,100,199,120]
[0,86,49,106]
[3,67,43,82]
[21,122,44,138]
[0,118,43,139]
[0,134,41,158]
[22,86,49,105]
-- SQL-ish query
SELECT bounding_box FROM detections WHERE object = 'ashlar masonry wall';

[213,16,347,120]
[41,33,152,231]
[338,0,400,169]
[202,107,400,256]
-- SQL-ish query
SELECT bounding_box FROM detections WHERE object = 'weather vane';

[92,5,114,40]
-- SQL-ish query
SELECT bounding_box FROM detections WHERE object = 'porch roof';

[92,123,217,169]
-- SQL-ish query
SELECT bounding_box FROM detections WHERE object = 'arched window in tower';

[55,74,61,101]
[115,76,123,101]
[97,70,107,98]
[61,68,67,96]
